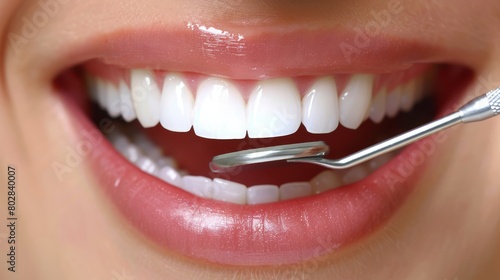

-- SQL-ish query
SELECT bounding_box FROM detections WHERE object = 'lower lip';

[64,95,439,266]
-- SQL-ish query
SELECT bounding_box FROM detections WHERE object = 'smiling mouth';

[52,24,475,265]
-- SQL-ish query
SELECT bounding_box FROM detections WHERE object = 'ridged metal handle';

[486,87,500,115]
[459,87,500,123]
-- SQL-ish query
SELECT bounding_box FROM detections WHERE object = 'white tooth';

[341,165,369,185]
[302,77,339,134]
[119,80,137,122]
[136,156,157,175]
[247,185,280,204]
[385,86,401,118]
[156,157,178,169]
[212,178,247,205]
[369,88,387,124]
[131,69,161,128]
[400,80,416,112]
[123,145,143,164]
[279,182,312,201]
[311,171,342,194]
[160,73,194,132]
[247,78,301,138]
[193,77,246,139]
[339,74,373,129]
[181,176,213,199]
[96,78,108,109]
[109,134,131,155]
[155,165,183,188]
[106,82,122,118]
[368,153,394,171]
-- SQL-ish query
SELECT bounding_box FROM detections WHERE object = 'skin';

[1,0,500,279]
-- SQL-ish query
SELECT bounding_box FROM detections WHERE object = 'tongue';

[144,110,429,186]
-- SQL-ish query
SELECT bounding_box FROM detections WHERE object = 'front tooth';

[160,74,194,132]
[311,171,342,194]
[339,74,374,129]
[212,178,247,205]
[247,78,301,138]
[181,176,214,199]
[386,86,401,118]
[302,77,340,133]
[131,69,161,128]
[106,82,122,118]
[193,77,246,139]
[279,182,312,201]
[247,185,280,204]
[369,88,387,124]
[119,80,136,122]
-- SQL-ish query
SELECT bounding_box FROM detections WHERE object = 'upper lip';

[38,24,481,81]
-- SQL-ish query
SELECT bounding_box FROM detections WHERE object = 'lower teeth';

[104,123,397,205]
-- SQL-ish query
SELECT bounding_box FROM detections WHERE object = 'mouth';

[52,26,475,266]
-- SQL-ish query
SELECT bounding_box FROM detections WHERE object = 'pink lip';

[52,26,440,80]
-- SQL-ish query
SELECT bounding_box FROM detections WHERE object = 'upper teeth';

[87,69,425,139]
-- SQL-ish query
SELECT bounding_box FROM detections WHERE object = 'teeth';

[98,71,428,205]
[247,78,301,138]
[400,80,416,112]
[123,145,143,164]
[341,165,369,185]
[386,86,401,118]
[105,123,406,205]
[181,176,214,199]
[95,78,108,109]
[160,73,194,132]
[136,156,157,174]
[247,185,280,204]
[155,165,183,188]
[106,82,122,118]
[193,78,247,139]
[119,80,136,122]
[93,71,426,137]
[311,171,342,194]
[302,77,340,133]
[131,69,161,128]
[279,182,312,201]
[339,74,374,129]
[212,178,247,205]
[156,157,178,169]
[369,88,387,124]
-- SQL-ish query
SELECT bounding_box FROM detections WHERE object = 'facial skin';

[1,0,500,279]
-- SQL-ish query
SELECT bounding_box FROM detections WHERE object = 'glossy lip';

[53,24,469,265]
[43,26,448,81]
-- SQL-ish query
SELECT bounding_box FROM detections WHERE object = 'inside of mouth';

[55,62,473,205]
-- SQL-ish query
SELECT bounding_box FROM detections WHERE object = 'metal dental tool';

[210,87,500,173]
